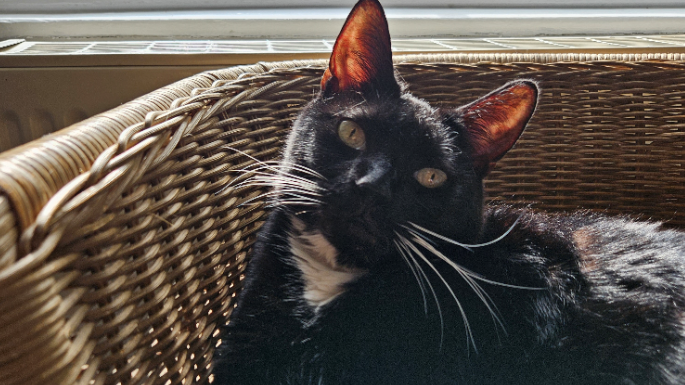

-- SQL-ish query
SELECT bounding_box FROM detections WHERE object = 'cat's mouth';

[346,216,384,245]
[312,196,395,260]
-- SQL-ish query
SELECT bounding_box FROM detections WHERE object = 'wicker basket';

[2,53,685,385]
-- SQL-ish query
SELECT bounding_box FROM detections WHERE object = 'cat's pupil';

[415,168,447,188]
[338,120,366,150]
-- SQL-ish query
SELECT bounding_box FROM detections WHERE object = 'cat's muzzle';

[317,193,395,263]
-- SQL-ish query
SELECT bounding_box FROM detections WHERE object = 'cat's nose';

[354,156,392,198]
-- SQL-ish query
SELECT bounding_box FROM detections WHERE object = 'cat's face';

[284,88,484,267]
[276,0,537,269]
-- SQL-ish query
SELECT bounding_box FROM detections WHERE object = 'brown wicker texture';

[1,53,685,385]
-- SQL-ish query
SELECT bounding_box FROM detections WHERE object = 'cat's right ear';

[321,0,400,97]
[456,80,539,176]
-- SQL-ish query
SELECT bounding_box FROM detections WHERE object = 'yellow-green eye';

[415,168,447,188]
[338,120,366,150]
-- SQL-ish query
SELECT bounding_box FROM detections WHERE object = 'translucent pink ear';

[321,0,399,96]
[458,80,539,176]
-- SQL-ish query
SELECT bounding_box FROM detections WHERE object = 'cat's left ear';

[321,0,400,97]
[457,80,539,176]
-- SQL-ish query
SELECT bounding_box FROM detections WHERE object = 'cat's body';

[216,206,685,384]
[213,1,685,383]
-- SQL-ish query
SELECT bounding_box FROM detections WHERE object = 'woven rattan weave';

[1,53,685,385]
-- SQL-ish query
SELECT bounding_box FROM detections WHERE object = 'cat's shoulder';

[483,204,685,285]
[484,204,685,247]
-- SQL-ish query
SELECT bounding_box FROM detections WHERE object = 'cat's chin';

[311,211,395,267]
[335,239,394,268]
[343,221,393,253]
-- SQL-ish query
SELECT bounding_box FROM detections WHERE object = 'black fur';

[213,2,685,383]
[214,204,685,384]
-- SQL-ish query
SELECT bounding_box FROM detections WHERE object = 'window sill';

[2,8,685,41]
[4,35,685,68]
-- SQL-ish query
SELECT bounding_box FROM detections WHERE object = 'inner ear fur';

[457,80,539,176]
[321,0,399,96]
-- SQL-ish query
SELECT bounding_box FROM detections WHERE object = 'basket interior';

[1,56,685,385]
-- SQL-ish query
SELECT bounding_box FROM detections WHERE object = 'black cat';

[213,1,685,384]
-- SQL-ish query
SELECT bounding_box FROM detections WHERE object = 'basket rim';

[3,51,685,232]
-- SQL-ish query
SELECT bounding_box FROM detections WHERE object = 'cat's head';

[278,0,538,268]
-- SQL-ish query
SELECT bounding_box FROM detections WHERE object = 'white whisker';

[234,180,322,196]
[396,237,445,347]
[406,215,522,249]
[407,231,507,337]
[221,145,326,180]
[240,191,324,207]
[230,169,322,191]
[404,224,543,291]
[265,202,322,209]
[218,146,329,212]
[240,164,324,186]
[410,226,471,252]
[249,159,327,180]
[394,239,429,314]
[397,233,477,353]
[250,181,321,195]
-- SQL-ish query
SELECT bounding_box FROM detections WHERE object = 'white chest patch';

[289,217,366,310]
